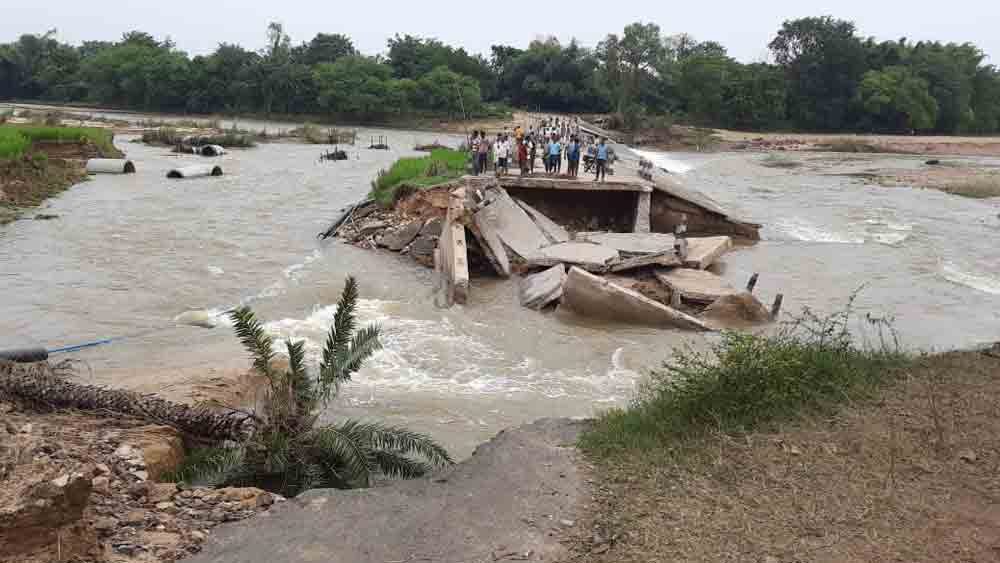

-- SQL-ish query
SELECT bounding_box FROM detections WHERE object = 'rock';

[959,449,977,463]
[156,502,175,510]
[407,235,438,268]
[129,482,151,499]
[681,236,733,269]
[609,251,681,273]
[124,510,147,526]
[520,265,567,310]
[148,483,178,504]
[379,219,425,251]
[419,217,443,237]
[526,242,619,273]
[513,198,570,244]
[132,470,150,481]
[699,292,772,328]
[655,268,739,304]
[19,423,33,434]
[559,519,575,528]
[94,463,111,475]
[51,474,70,488]
[94,516,118,532]
[575,232,676,256]
[474,189,549,259]
[0,468,93,558]
[560,267,711,331]
[114,444,135,458]
[92,475,111,494]
[121,425,185,481]
[190,531,207,543]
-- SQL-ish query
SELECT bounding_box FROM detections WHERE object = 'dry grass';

[940,175,1000,198]
[570,350,1000,563]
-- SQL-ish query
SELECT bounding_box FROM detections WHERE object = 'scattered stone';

[148,482,178,504]
[92,475,111,494]
[527,242,619,273]
[520,264,567,310]
[560,519,576,528]
[94,516,119,532]
[407,235,438,268]
[378,219,425,251]
[190,531,207,543]
[124,509,147,525]
[959,449,977,463]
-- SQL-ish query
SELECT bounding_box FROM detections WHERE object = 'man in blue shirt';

[566,136,580,178]
[548,136,562,176]
[594,137,609,182]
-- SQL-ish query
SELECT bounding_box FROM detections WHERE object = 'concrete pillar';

[633,189,652,233]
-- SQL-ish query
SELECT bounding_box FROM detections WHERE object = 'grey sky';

[4,0,997,63]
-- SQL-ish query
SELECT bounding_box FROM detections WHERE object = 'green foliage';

[581,301,908,457]
[0,124,117,157]
[0,127,29,159]
[858,66,939,130]
[173,277,452,496]
[369,148,467,204]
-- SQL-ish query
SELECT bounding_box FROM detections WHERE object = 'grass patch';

[940,175,1000,198]
[369,148,467,204]
[0,124,117,157]
[581,302,908,459]
[141,127,257,149]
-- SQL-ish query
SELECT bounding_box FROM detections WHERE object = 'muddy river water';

[2,109,999,457]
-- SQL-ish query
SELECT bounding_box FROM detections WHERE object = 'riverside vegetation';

[573,302,1000,562]
[4,17,1000,135]
[369,148,467,204]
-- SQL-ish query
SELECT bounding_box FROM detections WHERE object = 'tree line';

[2,16,999,134]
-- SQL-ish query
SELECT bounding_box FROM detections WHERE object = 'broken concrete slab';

[574,232,677,256]
[513,198,570,244]
[378,219,425,251]
[407,236,437,268]
[655,268,739,304]
[526,242,619,273]
[520,264,566,310]
[609,251,681,273]
[560,267,710,331]
[474,189,549,259]
[682,236,733,269]
[436,186,470,306]
[470,212,512,278]
[699,291,771,329]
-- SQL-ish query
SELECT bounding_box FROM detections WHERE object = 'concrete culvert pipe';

[86,159,136,174]
[167,165,224,179]
[200,145,226,157]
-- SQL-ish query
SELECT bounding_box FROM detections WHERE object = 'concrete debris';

[473,189,549,259]
[378,219,424,251]
[513,198,570,244]
[526,242,619,273]
[609,250,681,273]
[520,265,567,310]
[560,267,711,331]
[436,186,470,306]
[655,268,740,304]
[699,291,772,328]
[471,210,512,278]
[575,232,677,256]
[682,236,733,269]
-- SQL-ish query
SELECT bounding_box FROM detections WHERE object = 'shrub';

[169,277,452,496]
[581,299,908,457]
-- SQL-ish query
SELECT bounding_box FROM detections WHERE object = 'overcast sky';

[3,0,996,63]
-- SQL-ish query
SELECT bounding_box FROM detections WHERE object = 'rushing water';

[2,108,999,457]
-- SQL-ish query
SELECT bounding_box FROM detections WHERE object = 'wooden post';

[746,273,759,293]
[771,294,784,320]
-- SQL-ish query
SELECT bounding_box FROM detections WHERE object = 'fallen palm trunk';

[0,360,254,441]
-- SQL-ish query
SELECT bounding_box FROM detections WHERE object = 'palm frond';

[370,450,432,479]
[307,422,375,486]
[319,324,382,400]
[166,445,248,487]
[229,307,275,377]
[286,338,315,416]
[343,420,453,468]
[322,276,359,373]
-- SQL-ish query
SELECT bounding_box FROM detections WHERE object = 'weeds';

[817,140,903,154]
[369,148,467,204]
[581,297,909,458]
[141,127,256,149]
[0,125,117,159]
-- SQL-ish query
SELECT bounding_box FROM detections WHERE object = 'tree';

[294,33,356,66]
[314,55,399,119]
[720,63,788,130]
[769,16,868,130]
[858,66,938,131]
[175,277,452,496]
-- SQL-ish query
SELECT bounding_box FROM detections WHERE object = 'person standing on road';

[548,135,562,176]
[477,131,490,174]
[470,131,481,175]
[566,136,580,178]
[594,137,609,182]
[528,135,537,173]
[518,137,529,176]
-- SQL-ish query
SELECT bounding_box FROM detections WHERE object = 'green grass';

[0,124,117,157]
[369,148,467,204]
[816,140,904,154]
[580,302,909,459]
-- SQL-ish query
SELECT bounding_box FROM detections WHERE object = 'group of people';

[468,119,611,182]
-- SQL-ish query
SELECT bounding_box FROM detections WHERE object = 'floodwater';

[2,108,999,457]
